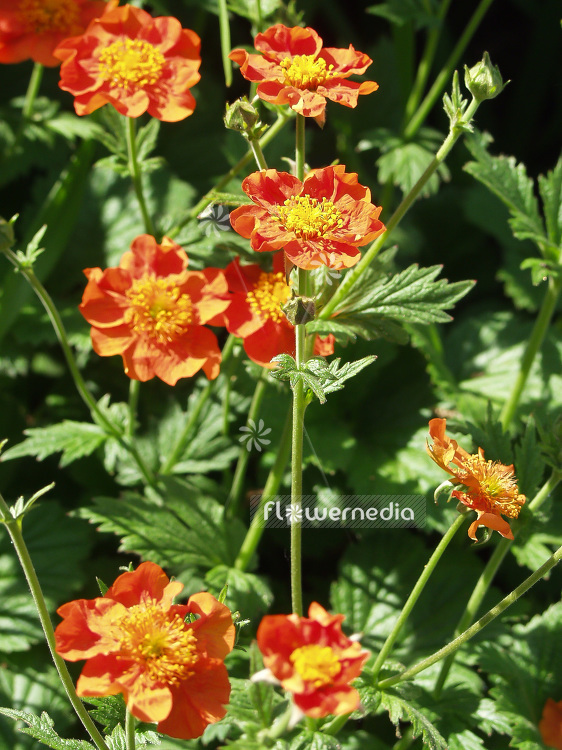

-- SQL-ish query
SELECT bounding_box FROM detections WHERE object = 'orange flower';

[223,254,335,366]
[426,418,526,541]
[229,166,385,271]
[53,3,201,121]
[540,699,562,750]
[229,24,378,126]
[255,602,368,718]
[55,561,235,740]
[79,234,229,385]
[0,0,115,67]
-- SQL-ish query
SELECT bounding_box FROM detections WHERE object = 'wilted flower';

[229,24,378,126]
[55,561,235,739]
[255,602,368,718]
[230,166,385,270]
[54,3,201,121]
[426,418,526,541]
[0,0,115,67]
[79,235,229,385]
[223,254,334,366]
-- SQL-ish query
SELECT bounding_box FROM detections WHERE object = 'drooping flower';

[79,234,229,385]
[230,166,385,271]
[0,0,115,67]
[255,602,368,718]
[229,24,378,125]
[53,3,201,121]
[223,254,334,366]
[55,561,235,740]
[426,418,526,541]
[539,698,562,750]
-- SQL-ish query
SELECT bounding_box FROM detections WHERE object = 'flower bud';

[283,295,316,325]
[224,97,263,136]
[464,52,505,101]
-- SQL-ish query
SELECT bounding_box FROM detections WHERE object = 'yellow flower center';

[125,275,193,344]
[98,38,166,91]
[290,644,341,688]
[281,55,334,89]
[276,195,343,240]
[19,0,79,34]
[464,456,525,518]
[116,598,198,685]
[246,271,291,323]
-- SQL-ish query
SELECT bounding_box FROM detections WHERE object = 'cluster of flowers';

[55,561,369,739]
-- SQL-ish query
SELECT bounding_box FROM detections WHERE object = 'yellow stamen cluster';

[464,456,525,518]
[281,54,335,89]
[98,38,166,91]
[20,0,79,34]
[125,276,193,344]
[246,271,290,323]
[277,195,343,240]
[290,644,341,688]
[116,598,198,685]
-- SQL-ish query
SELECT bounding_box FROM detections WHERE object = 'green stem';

[127,379,140,440]
[319,97,481,321]
[403,0,495,140]
[160,334,236,475]
[377,542,562,689]
[166,112,291,240]
[500,277,561,430]
[402,0,452,126]
[218,0,233,87]
[23,62,44,121]
[125,708,136,750]
[249,134,269,171]
[433,469,561,696]
[0,247,156,486]
[371,512,466,680]
[234,408,292,571]
[227,372,269,515]
[295,114,306,181]
[126,117,156,237]
[0,495,110,750]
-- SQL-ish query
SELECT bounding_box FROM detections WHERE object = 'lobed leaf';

[0,709,94,749]
[1,421,107,467]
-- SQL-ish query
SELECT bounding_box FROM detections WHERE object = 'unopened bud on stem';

[464,52,505,102]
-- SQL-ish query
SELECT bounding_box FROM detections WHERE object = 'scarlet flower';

[230,166,385,271]
[255,602,368,718]
[53,3,201,121]
[79,234,229,385]
[223,254,335,366]
[540,699,562,750]
[426,418,526,541]
[55,561,235,740]
[229,24,378,125]
[0,0,115,67]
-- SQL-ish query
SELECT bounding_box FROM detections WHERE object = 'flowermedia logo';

[308,252,342,286]
[250,494,426,528]
[239,418,272,452]
[198,204,231,236]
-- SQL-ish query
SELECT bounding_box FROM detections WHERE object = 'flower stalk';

[377,541,562,689]
[126,117,156,238]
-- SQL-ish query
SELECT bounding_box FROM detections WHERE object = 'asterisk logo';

[286,503,303,525]
[198,205,231,236]
[238,418,272,452]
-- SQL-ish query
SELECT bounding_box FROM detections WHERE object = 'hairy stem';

[126,117,156,237]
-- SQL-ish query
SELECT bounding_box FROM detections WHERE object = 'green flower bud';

[224,97,262,135]
[464,52,505,102]
[282,294,316,325]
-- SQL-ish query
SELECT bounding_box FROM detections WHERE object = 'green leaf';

[1,421,107,467]
[0,502,93,651]
[538,153,562,248]
[0,710,94,749]
[366,0,438,29]
[105,724,160,749]
[312,264,474,345]
[289,730,342,750]
[464,133,550,254]
[79,477,247,572]
[358,127,450,197]
[475,601,562,748]
[82,696,126,735]
[379,688,448,749]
